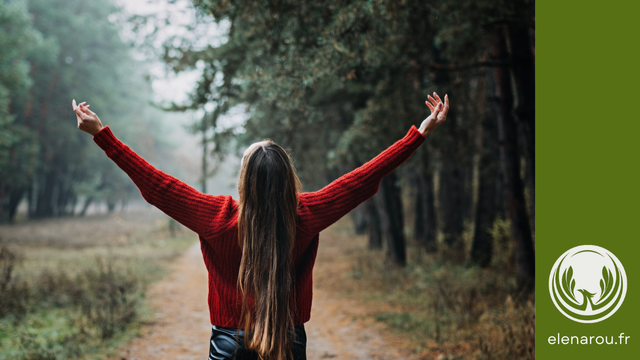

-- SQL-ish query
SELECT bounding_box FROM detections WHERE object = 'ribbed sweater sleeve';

[298,125,426,234]
[93,126,234,237]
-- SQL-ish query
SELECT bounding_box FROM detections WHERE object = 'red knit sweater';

[93,125,425,327]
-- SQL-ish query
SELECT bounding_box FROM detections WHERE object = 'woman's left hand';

[72,99,104,135]
[418,92,449,136]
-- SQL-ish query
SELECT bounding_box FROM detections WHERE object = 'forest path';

[117,227,421,360]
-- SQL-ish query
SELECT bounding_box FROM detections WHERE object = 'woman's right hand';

[72,99,104,136]
[418,92,449,136]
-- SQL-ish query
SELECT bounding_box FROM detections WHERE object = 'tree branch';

[426,61,511,71]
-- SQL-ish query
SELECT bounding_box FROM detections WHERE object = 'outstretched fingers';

[425,100,435,112]
[433,92,442,104]
[443,94,449,116]
[73,101,87,113]
[78,103,96,117]
[427,95,440,113]
[72,100,84,127]
[430,93,450,121]
[434,102,442,116]
[441,94,449,121]
[427,95,437,106]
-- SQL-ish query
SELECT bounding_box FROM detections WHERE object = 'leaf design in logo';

[562,266,577,302]
[598,266,614,303]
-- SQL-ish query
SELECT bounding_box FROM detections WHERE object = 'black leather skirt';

[208,324,307,360]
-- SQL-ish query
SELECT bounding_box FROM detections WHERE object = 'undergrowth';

[336,219,535,360]
[0,216,194,360]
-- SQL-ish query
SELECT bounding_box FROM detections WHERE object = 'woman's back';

[91,124,426,327]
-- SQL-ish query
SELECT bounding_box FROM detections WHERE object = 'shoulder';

[203,195,239,237]
[213,195,239,219]
[297,192,317,210]
[207,194,238,208]
[295,192,324,234]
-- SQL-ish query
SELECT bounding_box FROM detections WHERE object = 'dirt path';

[117,228,421,360]
[1,210,421,359]
[118,241,211,360]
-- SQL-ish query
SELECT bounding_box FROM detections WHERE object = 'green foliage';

[0,0,178,222]
[164,0,533,188]
[0,0,40,199]
[0,243,29,318]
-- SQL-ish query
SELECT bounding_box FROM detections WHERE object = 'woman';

[72,92,449,360]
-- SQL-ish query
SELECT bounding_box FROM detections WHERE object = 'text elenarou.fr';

[548,333,630,345]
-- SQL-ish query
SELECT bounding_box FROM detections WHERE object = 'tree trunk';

[491,28,535,291]
[79,197,93,216]
[471,71,501,267]
[0,181,5,223]
[35,167,56,218]
[55,179,71,216]
[27,181,35,218]
[364,197,382,250]
[7,187,26,223]
[439,160,466,262]
[350,203,368,235]
[414,169,437,253]
[430,46,466,262]
[377,172,406,266]
[507,25,536,234]
[106,198,116,213]
[462,166,474,222]
[68,194,77,216]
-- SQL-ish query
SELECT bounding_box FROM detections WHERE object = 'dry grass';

[323,219,535,360]
[0,210,196,360]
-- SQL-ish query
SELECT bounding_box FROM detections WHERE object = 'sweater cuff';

[407,125,427,145]
[93,126,123,155]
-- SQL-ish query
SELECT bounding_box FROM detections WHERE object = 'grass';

[325,218,535,360]
[0,214,195,360]
[1,209,535,359]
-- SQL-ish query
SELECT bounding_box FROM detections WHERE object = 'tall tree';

[0,0,42,222]
[471,71,503,267]
[507,24,536,231]
[377,172,407,266]
[414,165,438,253]
[363,198,382,249]
[490,28,535,290]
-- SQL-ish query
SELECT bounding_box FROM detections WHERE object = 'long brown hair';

[237,140,302,360]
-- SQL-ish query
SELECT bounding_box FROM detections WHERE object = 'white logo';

[549,245,627,323]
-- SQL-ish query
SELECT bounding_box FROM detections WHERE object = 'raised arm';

[297,93,449,234]
[72,100,235,237]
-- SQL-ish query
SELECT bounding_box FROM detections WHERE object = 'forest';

[162,0,536,289]
[1,0,535,359]
[0,0,179,222]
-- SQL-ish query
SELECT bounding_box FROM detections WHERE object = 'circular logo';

[549,245,627,323]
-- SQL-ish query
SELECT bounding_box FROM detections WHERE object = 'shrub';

[18,331,82,360]
[347,245,535,359]
[30,257,141,340]
[77,258,140,339]
[0,244,29,318]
